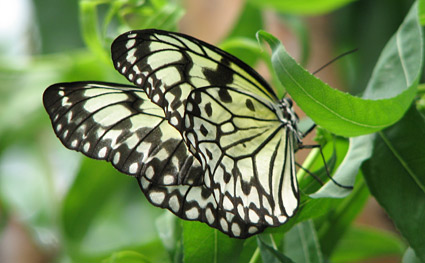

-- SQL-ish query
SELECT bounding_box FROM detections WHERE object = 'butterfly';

[43,29,304,238]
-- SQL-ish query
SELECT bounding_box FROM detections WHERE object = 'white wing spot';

[278,215,287,223]
[121,66,127,73]
[170,116,179,126]
[98,147,107,158]
[136,78,142,85]
[71,139,78,148]
[169,195,180,212]
[113,152,121,165]
[83,142,90,152]
[149,191,165,205]
[126,49,136,64]
[265,215,274,225]
[163,174,175,184]
[205,207,215,225]
[153,94,160,103]
[186,102,193,111]
[56,124,62,132]
[145,166,154,179]
[129,163,138,174]
[219,218,228,232]
[126,39,135,49]
[248,209,260,224]
[185,117,191,128]
[231,223,241,237]
[128,73,134,81]
[67,111,73,122]
[140,177,149,190]
[248,226,258,234]
[62,130,69,139]
[185,207,200,219]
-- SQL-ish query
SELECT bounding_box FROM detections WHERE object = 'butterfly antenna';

[312,48,358,75]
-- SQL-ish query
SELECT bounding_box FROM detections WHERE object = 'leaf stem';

[79,1,111,65]
[248,247,260,263]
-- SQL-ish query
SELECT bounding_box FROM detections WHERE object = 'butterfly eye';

[283,98,293,108]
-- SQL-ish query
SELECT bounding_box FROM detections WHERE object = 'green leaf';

[248,0,355,15]
[315,176,370,256]
[362,1,422,100]
[182,221,244,263]
[257,234,293,263]
[283,220,323,263]
[79,1,111,64]
[417,0,425,25]
[220,37,264,68]
[331,226,405,262]
[226,1,263,40]
[138,2,185,31]
[310,134,374,198]
[103,251,150,263]
[156,212,183,262]
[362,106,425,262]
[257,1,422,137]
[298,133,348,195]
[33,0,83,53]
[61,158,126,242]
[238,237,260,263]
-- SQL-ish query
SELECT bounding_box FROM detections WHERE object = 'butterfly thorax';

[277,98,302,143]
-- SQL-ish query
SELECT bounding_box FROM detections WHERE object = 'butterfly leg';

[298,144,353,189]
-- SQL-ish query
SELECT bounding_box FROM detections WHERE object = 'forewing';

[111,29,279,133]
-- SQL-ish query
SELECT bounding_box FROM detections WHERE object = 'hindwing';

[185,87,299,227]
[43,81,270,238]
[43,82,203,186]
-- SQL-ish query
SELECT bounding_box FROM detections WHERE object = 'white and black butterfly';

[43,29,304,238]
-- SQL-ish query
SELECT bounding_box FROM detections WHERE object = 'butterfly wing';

[185,87,299,227]
[43,81,267,238]
[111,29,279,133]
[111,30,300,231]
[43,81,202,186]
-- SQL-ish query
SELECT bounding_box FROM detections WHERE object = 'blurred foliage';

[1,0,424,262]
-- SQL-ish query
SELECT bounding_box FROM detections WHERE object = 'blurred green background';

[0,0,418,262]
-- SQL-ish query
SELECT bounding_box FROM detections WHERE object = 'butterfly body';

[43,29,302,238]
